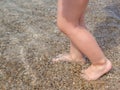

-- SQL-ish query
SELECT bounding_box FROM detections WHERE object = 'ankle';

[92,57,108,66]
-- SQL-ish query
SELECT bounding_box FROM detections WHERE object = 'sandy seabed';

[0,0,120,90]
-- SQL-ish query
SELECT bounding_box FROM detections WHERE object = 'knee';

[57,18,78,33]
[56,18,66,32]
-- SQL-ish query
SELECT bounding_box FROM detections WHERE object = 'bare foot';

[81,59,112,80]
[52,53,86,64]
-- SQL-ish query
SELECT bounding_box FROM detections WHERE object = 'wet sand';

[0,0,120,90]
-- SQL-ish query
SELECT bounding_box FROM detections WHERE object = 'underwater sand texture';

[0,0,120,90]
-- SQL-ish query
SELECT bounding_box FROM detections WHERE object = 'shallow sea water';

[0,0,120,90]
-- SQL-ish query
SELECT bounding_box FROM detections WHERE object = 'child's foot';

[52,53,86,64]
[81,59,112,80]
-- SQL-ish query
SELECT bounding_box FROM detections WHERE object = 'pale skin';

[52,0,112,80]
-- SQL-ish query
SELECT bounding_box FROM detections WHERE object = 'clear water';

[0,0,120,89]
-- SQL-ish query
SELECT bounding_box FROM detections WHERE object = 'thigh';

[57,0,89,25]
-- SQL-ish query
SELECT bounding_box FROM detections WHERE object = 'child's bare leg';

[70,41,85,63]
[69,15,87,63]
[52,41,85,64]
[56,0,112,80]
[52,15,86,64]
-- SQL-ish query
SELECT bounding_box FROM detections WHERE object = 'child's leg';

[52,15,86,64]
[52,28,85,64]
[56,0,112,80]
[69,14,87,63]
[70,41,85,63]
[52,40,85,63]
